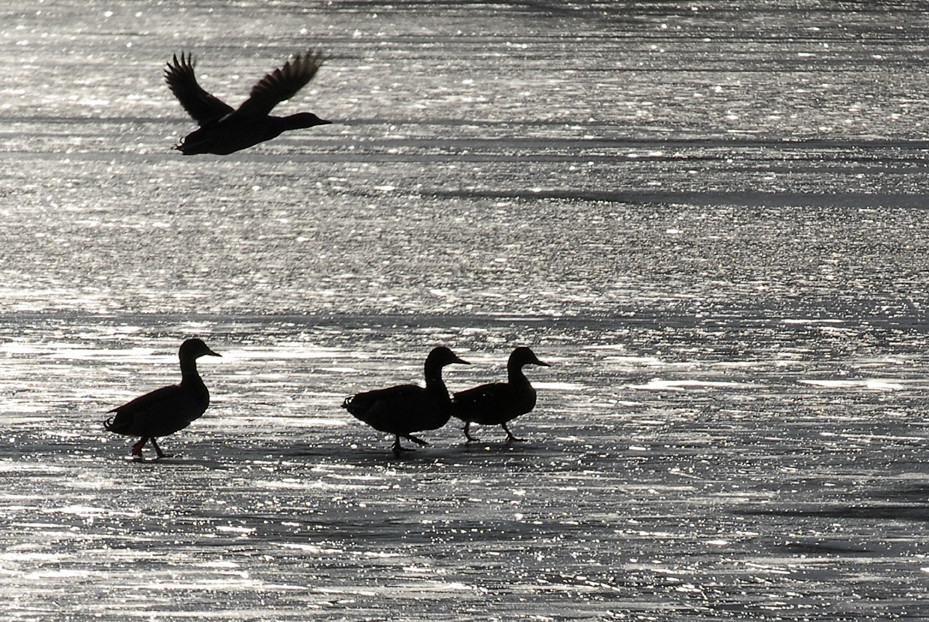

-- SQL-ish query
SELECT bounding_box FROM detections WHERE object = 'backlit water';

[3,1,929,619]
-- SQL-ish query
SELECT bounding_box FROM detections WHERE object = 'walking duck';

[104,338,221,460]
[342,347,469,456]
[451,347,549,443]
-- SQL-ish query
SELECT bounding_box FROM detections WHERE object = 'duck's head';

[510,346,550,369]
[284,112,331,129]
[180,338,222,360]
[426,346,469,369]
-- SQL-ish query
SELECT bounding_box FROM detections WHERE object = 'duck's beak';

[206,347,222,357]
[454,356,470,366]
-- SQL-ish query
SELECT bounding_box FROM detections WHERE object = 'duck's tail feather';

[104,411,130,434]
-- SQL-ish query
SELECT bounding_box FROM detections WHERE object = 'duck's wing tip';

[238,48,327,117]
[164,50,235,125]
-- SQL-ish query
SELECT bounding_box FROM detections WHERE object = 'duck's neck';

[179,355,210,411]
[507,362,529,386]
[180,357,202,384]
[279,115,305,131]
[424,364,448,394]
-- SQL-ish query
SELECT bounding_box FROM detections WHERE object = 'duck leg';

[403,434,429,447]
[502,423,525,443]
[463,422,480,443]
[131,437,147,459]
[150,438,168,459]
[392,435,415,457]
[392,434,430,456]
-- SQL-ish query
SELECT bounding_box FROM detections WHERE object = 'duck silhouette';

[104,338,221,460]
[451,347,550,443]
[342,347,469,456]
[164,49,329,155]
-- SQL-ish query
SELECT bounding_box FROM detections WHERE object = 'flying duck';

[164,49,330,155]
[451,346,550,443]
[104,338,221,460]
[341,347,469,456]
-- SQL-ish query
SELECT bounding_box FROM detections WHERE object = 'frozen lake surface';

[3,1,929,619]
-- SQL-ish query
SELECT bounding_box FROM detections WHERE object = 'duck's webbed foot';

[392,436,416,457]
[131,438,147,461]
[392,433,429,456]
[150,438,170,459]
[403,434,429,447]
[502,424,525,443]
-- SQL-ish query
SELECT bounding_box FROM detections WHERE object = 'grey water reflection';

[3,1,929,620]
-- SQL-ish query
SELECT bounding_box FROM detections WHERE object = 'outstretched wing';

[164,52,235,125]
[236,49,326,118]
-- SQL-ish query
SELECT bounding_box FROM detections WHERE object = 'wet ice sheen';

[3,0,929,620]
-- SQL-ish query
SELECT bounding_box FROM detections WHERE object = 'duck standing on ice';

[342,347,469,456]
[164,49,330,155]
[104,338,221,460]
[451,346,550,443]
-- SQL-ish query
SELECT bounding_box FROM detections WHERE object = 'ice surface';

[2,0,929,620]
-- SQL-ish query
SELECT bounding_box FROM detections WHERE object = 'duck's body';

[342,347,469,456]
[104,338,221,459]
[164,50,329,155]
[176,112,327,156]
[451,347,549,443]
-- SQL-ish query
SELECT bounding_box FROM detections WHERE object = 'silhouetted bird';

[104,338,221,460]
[451,346,550,443]
[164,49,330,155]
[342,347,469,456]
